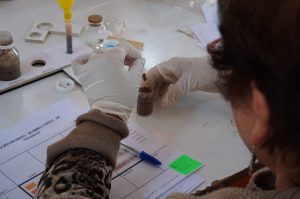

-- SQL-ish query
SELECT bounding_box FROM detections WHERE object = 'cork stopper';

[88,15,103,25]
[0,31,13,46]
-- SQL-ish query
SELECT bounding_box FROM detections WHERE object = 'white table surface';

[0,0,250,191]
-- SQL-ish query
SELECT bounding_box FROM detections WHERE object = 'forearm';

[35,148,113,199]
[36,110,129,199]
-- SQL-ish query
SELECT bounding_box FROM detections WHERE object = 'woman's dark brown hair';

[211,0,300,170]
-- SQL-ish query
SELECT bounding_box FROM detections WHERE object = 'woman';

[36,0,300,198]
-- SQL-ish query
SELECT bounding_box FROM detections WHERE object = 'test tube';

[65,22,73,54]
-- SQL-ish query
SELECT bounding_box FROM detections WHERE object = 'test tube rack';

[0,40,91,94]
[25,21,83,43]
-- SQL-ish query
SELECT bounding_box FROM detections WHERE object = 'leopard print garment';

[35,148,113,199]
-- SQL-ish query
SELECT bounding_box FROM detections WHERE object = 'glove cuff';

[91,101,131,121]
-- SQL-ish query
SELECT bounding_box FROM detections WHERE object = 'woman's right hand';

[141,56,218,107]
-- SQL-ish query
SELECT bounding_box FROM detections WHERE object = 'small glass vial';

[0,31,21,81]
[137,87,154,116]
[83,15,112,53]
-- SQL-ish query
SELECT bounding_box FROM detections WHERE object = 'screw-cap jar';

[137,87,154,116]
[0,31,13,45]
[0,31,21,81]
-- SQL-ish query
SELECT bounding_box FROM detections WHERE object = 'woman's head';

[211,0,300,184]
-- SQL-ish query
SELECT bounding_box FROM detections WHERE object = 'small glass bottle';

[137,74,154,116]
[84,15,112,53]
[137,87,154,116]
[0,31,21,81]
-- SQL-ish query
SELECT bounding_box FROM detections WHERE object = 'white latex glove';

[71,40,145,121]
[142,56,218,107]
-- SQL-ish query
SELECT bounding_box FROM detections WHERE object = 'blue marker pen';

[121,143,161,166]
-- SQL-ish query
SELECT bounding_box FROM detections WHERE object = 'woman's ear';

[249,83,270,147]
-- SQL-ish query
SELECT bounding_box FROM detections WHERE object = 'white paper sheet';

[191,23,221,48]
[0,99,204,199]
[191,3,220,49]
[201,4,219,24]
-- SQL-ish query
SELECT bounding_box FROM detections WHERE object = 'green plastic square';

[168,155,202,175]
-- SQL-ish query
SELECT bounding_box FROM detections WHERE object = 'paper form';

[112,126,205,199]
[0,99,85,198]
[158,174,205,199]
[0,99,204,199]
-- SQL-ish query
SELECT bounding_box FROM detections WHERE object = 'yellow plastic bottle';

[57,0,74,53]
[57,0,74,22]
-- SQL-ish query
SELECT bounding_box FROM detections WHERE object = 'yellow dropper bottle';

[57,0,74,54]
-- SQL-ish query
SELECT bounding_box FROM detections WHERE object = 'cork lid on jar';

[0,31,13,46]
[88,15,103,25]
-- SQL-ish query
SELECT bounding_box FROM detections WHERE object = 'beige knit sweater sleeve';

[167,186,300,199]
[167,169,300,199]
[46,109,129,168]
[166,188,259,199]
